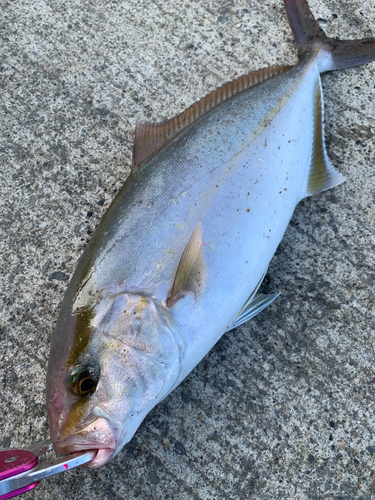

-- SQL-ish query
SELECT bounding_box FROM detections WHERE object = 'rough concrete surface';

[0,0,375,498]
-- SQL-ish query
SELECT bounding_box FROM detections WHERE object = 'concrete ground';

[1,0,375,498]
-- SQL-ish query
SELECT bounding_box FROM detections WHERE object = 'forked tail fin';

[284,0,375,72]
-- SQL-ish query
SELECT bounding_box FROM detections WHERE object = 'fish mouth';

[53,417,119,468]
[54,438,116,468]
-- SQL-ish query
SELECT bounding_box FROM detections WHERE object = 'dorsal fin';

[133,65,291,172]
[167,222,206,308]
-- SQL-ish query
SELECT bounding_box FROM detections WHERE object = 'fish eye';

[69,365,100,396]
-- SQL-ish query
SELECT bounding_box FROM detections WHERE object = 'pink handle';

[0,450,39,499]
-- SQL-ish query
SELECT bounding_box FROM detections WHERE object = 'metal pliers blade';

[0,439,95,499]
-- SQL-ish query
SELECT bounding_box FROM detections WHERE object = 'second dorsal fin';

[133,65,291,172]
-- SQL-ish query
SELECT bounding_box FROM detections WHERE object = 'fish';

[46,0,375,468]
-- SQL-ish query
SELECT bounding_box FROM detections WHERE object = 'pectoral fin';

[167,222,206,307]
[230,293,279,330]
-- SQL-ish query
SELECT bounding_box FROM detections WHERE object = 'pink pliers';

[0,440,94,499]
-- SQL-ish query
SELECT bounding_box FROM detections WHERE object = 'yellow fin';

[305,79,346,196]
[167,222,206,307]
[133,65,291,172]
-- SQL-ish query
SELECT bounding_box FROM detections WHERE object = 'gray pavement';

[1,0,375,498]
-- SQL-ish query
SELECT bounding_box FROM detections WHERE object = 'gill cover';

[88,290,187,414]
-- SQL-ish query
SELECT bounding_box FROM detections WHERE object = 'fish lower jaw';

[53,439,116,468]
[86,447,116,468]
[53,417,119,467]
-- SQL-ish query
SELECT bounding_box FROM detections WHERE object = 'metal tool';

[0,439,95,499]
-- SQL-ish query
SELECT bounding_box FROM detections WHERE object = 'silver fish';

[46,0,375,467]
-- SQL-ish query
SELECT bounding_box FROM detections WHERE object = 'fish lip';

[52,416,120,468]
[53,437,114,455]
[53,437,117,468]
[85,448,116,468]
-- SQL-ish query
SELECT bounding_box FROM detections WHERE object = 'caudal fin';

[284,0,375,72]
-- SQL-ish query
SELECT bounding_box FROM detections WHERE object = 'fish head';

[46,289,185,468]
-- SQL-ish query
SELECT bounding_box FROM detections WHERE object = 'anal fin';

[305,78,346,197]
